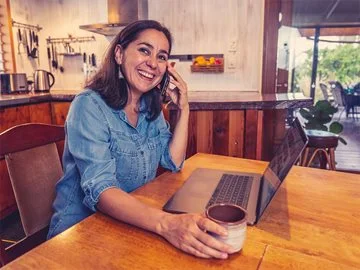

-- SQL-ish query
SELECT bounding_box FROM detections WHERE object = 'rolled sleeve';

[66,93,117,211]
[161,143,184,172]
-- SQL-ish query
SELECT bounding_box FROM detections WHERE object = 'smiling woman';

[113,29,169,108]
[47,20,235,259]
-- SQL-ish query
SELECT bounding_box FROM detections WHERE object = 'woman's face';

[115,29,170,97]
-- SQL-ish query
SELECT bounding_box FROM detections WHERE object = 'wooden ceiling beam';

[299,27,360,37]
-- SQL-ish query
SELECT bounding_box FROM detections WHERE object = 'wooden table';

[3,153,360,269]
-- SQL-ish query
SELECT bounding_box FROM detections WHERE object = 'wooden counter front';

[3,153,359,269]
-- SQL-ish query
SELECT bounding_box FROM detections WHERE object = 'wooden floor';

[333,110,360,173]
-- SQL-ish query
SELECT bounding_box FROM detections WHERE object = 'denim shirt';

[47,89,183,239]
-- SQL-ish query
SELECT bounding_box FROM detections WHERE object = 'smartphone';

[159,70,170,102]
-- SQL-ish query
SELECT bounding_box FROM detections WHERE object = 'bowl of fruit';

[191,56,224,73]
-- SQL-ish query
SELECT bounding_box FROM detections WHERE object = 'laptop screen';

[257,118,308,218]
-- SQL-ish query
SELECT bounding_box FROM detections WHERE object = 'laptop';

[163,118,308,225]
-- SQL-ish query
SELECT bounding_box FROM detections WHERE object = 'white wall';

[10,0,264,92]
[11,0,109,90]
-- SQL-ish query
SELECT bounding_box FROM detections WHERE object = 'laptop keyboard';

[206,174,253,209]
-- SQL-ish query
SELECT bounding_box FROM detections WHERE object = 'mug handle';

[48,72,55,88]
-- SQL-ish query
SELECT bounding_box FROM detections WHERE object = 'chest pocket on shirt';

[109,131,139,184]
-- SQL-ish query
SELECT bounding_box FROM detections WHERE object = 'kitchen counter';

[169,91,312,110]
[0,91,79,108]
[0,90,312,109]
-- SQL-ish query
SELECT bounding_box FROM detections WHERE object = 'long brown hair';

[86,20,173,121]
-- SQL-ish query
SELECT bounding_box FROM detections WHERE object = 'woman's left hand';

[166,62,189,111]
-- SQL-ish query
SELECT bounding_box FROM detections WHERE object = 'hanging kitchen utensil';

[83,52,87,78]
[17,29,22,54]
[30,47,38,59]
[91,53,96,68]
[18,29,22,43]
[47,45,52,70]
[51,43,56,70]
[59,46,64,73]
[59,61,64,73]
[54,44,58,70]
[29,32,38,59]
[29,29,33,58]
[23,29,30,56]
[32,31,36,45]
[88,54,92,75]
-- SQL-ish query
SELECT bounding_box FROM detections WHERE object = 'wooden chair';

[0,123,65,266]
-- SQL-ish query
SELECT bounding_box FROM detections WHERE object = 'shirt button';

[140,151,144,155]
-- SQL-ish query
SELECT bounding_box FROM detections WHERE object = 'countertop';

[0,90,312,110]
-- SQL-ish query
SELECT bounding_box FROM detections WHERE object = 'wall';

[10,0,109,90]
[0,0,15,73]
[10,0,264,92]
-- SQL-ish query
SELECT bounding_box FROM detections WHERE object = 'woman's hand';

[166,62,189,111]
[156,213,235,259]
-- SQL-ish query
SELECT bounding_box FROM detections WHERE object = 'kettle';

[34,70,55,92]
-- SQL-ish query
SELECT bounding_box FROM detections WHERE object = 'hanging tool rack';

[46,35,96,73]
[12,20,42,59]
[46,35,95,45]
[12,19,42,31]
[46,35,95,56]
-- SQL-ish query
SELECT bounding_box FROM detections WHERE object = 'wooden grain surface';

[196,111,213,155]
[228,110,245,157]
[28,103,52,124]
[171,109,260,159]
[3,153,360,269]
[244,110,259,159]
[50,102,71,126]
[213,111,229,156]
[259,245,358,270]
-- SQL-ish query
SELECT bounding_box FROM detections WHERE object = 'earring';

[118,65,124,79]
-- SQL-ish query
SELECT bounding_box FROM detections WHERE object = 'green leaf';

[299,109,313,120]
[315,100,331,110]
[329,122,343,134]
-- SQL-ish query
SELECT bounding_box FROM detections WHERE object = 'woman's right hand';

[156,213,235,259]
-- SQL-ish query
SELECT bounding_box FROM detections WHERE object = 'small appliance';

[0,73,28,94]
[33,70,55,92]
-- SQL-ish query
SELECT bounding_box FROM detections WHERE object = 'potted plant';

[299,100,347,145]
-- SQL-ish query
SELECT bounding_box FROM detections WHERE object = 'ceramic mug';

[206,203,247,253]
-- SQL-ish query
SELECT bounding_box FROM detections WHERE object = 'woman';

[48,20,234,259]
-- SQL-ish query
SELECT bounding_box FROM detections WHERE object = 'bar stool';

[300,130,339,170]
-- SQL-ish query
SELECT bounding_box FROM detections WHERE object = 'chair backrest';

[331,85,345,107]
[0,123,65,265]
[320,83,330,100]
